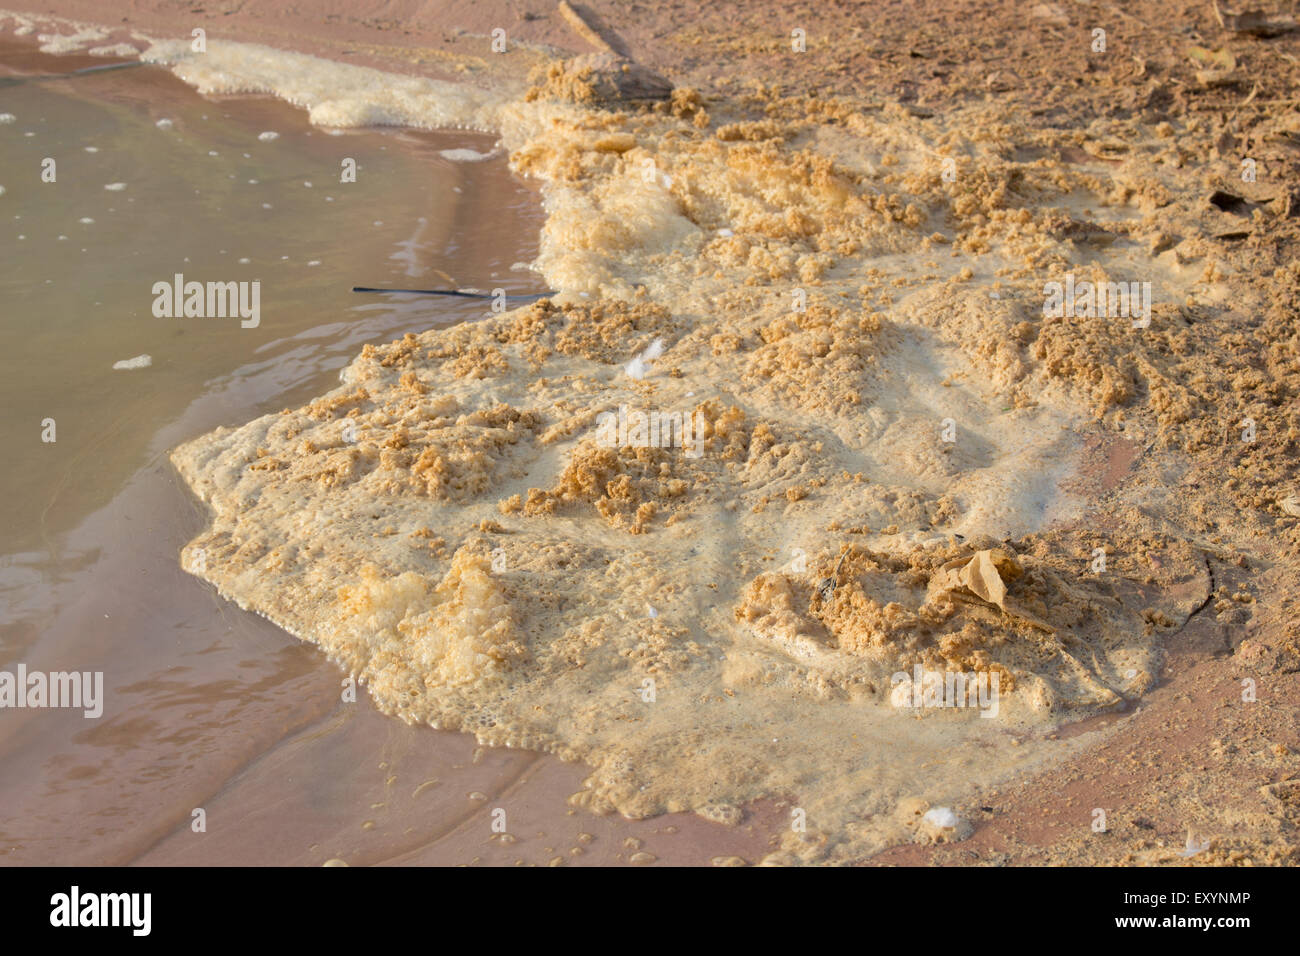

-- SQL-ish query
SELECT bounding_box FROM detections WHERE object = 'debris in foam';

[922,807,960,828]
[625,337,665,379]
[916,805,973,843]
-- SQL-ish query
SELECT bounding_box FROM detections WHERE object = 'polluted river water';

[0,9,1268,867]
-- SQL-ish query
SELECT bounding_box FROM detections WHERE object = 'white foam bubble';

[38,27,106,54]
[922,807,960,829]
[140,38,505,132]
[112,354,151,370]
[88,43,140,58]
[439,148,494,162]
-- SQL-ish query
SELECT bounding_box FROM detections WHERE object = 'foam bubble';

[88,43,140,58]
[38,27,106,54]
[922,807,960,829]
[440,148,495,162]
[141,38,505,133]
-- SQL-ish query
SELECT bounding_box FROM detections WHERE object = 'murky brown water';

[0,40,778,865]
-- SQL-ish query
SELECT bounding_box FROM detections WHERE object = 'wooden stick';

[557,1,632,58]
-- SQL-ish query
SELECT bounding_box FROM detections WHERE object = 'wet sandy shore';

[4,1,1299,866]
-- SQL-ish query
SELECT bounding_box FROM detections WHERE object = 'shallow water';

[0,39,541,554]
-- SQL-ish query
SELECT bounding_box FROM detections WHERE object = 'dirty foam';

[21,30,1224,861]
